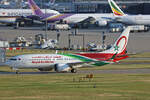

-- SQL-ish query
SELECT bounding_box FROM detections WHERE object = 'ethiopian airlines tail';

[108,0,125,16]
[102,26,130,55]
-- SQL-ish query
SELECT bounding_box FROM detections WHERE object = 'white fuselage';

[117,15,150,25]
[44,13,114,25]
[0,9,59,24]
[6,54,80,69]
[63,13,114,24]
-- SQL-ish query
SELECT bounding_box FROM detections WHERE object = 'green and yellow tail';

[108,0,125,16]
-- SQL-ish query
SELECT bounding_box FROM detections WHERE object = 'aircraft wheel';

[16,70,19,74]
[71,69,77,73]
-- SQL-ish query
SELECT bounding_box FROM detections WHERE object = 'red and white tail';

[75,27,131,62]
[102,26,131,54]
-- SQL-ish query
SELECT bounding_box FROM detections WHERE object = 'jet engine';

[54,64,71,72]
[38,67,53,71]
[95,20,107,26]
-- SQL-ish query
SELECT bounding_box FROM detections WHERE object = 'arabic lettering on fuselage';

[32,56,62,59]
[7,12,32,16]
[32,61,54,63]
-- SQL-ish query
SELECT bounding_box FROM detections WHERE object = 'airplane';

[0,9,60,25]
[108,0,150,25]
[44,0,58,7]
[49,0,56,5]
[4,26,131,74]
[28,0,114,26]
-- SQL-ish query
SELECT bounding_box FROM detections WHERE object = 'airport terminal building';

[73,0,150,14]
[39,0,150,14]
[1,0,150,14]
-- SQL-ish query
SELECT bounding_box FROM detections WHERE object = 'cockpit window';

[10,58,17,61]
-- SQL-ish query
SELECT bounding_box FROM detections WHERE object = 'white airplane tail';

[49,0,55,5]
[108,0,125,16]
[102,26,131,54]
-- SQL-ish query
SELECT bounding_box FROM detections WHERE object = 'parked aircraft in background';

[108,0,150,25]
[5,27,131,73]
[28,0,114,26]
[44,0,58,7]
[49,0,56,5]
[0,9,59,25]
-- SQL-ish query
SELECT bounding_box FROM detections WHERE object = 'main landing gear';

[71,69,77,73]
[16,70,19,74]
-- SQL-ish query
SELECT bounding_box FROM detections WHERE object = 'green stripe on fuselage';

[61,53,94,62]
[92,61,109,66]
[61,53,110,66]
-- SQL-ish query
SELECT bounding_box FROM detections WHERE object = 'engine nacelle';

[38,67,53,71]
[54,64,70,72]
[95,20,107,26]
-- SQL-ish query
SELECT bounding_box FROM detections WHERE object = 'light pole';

[68,34,71,50]
[102,31,106,50]
[83,34,85,51]
[56,30,60,42]
[45,18,48,41]
[45,0,48,41]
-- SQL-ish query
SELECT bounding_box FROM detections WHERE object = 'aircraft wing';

[76,16,115,27]
[78,16,114,24]
[78,17,96,24]
[15,15,44,25]
[100,17,115,22]
[20,15,42,21]
[67,60,111,69]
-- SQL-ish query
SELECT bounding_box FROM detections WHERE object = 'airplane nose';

[5,60,12,66]
[5,60,10,66]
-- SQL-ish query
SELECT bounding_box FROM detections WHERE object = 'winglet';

[106,52,118,61]
[56,50,58,54]
[108,0,125,16]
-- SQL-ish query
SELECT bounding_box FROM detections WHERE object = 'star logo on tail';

[114,45,119,51]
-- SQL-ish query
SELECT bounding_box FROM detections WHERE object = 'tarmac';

[0,68,150,75]
[79,69,150,74]
[0,25,150,53]
[0,25,150,75]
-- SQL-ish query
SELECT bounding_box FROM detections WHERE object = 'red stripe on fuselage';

[75,53,114,61]
[75,49,128,62]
